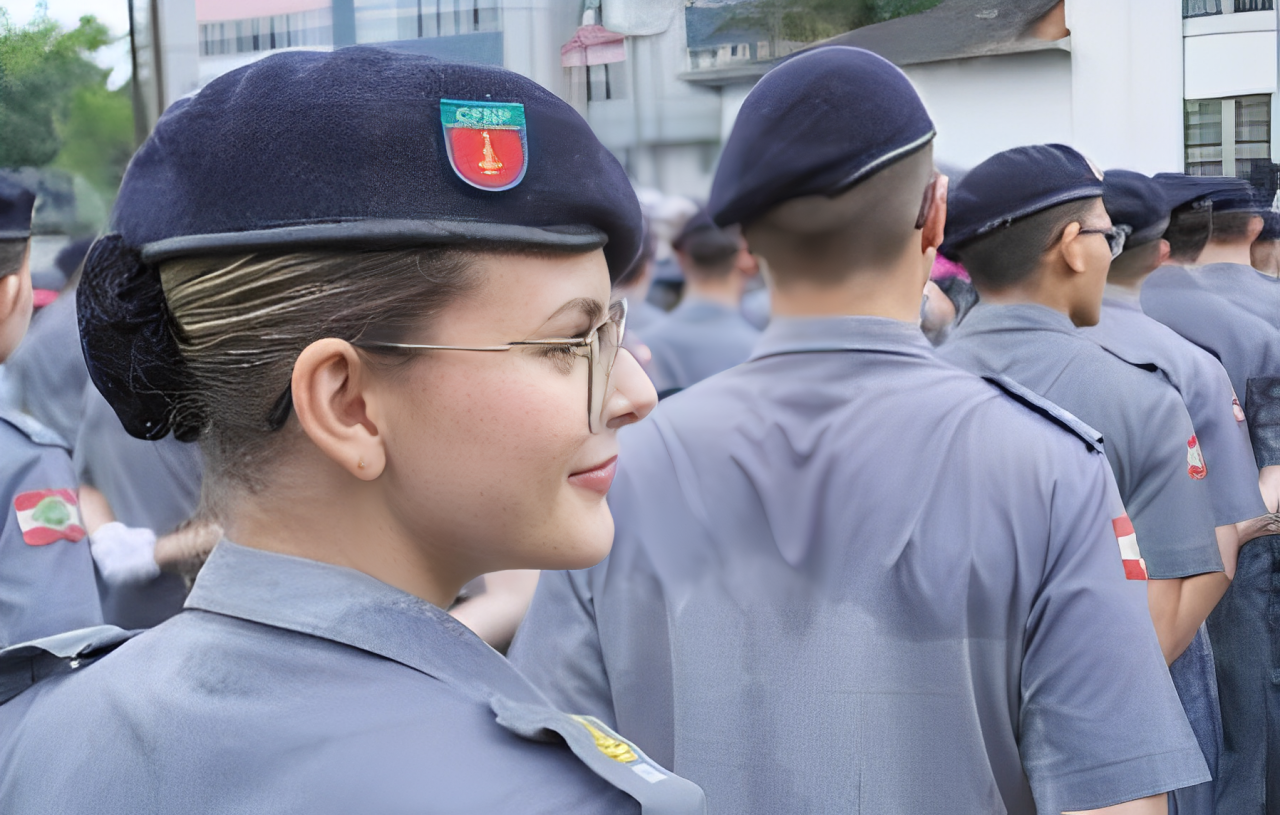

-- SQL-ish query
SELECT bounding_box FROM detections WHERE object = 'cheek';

[383,356,600,562]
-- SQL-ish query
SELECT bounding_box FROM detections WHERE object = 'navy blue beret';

[1260,210,1280,241]
[79,47,640,441]
[0,176,35,242]
[944,144,1103,250]
[708,46,935,228]
[1151,173,1245,211]
[672,208,719,250]
[1205,180,1266,214]
[1102,170,1170,248]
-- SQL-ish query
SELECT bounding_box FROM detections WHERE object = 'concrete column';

[1066,0,1185,173]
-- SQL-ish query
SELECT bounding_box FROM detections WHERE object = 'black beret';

[0,176,35,242]
[708,46,935,228]
[1151,173,1245,211]
[944,144,1103,250]
[79,47,640,441]
[1102,170,1170,248]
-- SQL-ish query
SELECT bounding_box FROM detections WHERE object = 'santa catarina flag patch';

[440,99,527,191]
[14,489,86,546]
[1113,514,1148,580]
[1187,435,1207,480]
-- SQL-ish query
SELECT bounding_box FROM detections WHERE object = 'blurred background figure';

[1251,211,1280,278]
[642,208,760,397]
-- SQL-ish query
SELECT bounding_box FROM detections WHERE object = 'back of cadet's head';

[944,144,1104,292]
[1152,173,1240,263]
[707,46,937,286]
[0,177,35,279]
[1101,169,1170,282]
[672,210,741,280]
[1205,180,1266,244]
[76,48,640,496]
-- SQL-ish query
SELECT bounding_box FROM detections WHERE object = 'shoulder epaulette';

[0,408,70,450]
[0,626,136,705]
[983,374,1106,455]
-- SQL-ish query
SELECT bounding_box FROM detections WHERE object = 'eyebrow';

[545,297,605,327]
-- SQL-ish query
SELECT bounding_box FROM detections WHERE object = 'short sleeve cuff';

[1035,746,1210,813]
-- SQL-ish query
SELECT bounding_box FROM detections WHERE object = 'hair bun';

[77,235,202,441]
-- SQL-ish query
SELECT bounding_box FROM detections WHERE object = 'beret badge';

[440,99,528,191]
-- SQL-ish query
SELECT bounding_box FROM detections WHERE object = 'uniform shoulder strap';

[0,626,138,704]
[982,374,1106,455]
[0,408,70,451]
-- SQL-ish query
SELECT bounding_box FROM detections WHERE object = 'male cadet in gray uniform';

[938,145,1226,665]
[0,177,103,647]
[511,47,1208,815]
[641,209,760,396]
[1251,210,1280,278]
[1140,175,1280,815]
[1187,178,1280,330]
[1079,169,1280,814]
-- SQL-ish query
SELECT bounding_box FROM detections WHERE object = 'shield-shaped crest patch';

[440,99,528,191]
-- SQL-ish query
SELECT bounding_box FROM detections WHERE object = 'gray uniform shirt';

[1192,262,1280,331]
[0,542,705,815]
[511,316,1208,815]
[1082,287,1267,526]
[74,385,200,628]
[3,290,88,445]
[1142,266,1280,467]
[939,303,1222,580]
[0,409,102,648]
[643,297,760,393]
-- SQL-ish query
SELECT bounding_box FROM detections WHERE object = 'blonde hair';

[160,248,475,494]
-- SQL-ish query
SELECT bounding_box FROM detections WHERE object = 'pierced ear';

[289,338,387,480]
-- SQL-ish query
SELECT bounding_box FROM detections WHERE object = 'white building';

[129,0,722,198]
[688,0,1280,188]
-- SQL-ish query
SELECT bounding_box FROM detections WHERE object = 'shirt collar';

[673,296,740,321]
[953,302,1077,337]
[1103,284,1143,310]
[185,541,546,706]
[749,315,932,361]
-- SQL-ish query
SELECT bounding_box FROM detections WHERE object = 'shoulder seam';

[982,374,1105,455]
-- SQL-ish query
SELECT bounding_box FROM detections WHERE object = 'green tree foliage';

[722,0,945,45]
[0,10,134,203]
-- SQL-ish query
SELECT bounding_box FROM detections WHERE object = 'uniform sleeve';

[1118,383,1223,579]
[1189,358,1268,524]
[508,566,618,729]
[1019,451,1210,813]
[0,432,104,648]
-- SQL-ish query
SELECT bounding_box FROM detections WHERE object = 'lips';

[568,455,618,495]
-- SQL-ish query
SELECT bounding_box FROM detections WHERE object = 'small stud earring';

[358,459,366,470]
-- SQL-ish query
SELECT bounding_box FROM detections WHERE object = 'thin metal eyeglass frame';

[353,298,628,434]
[1078,226,1127,259]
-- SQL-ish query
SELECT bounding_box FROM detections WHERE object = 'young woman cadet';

[0,47,705,815]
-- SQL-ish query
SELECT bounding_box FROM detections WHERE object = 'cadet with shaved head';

[512,47,1207,815]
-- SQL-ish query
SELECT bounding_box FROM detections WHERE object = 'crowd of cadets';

[1,43,1280,814]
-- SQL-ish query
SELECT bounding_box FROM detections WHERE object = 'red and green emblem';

[440,99,527,191]
[14,489,86,546]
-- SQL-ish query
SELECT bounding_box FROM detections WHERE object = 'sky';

[3,0,133,88]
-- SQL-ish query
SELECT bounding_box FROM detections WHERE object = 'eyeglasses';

[355,298,628,434]
[1078,225,1128,259]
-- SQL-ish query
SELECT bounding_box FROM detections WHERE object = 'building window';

[199,8,334,56]
[1236,0,1275,11]
[1185,95,1272,179]
[1184,0,1222,16]
[354,0,500,44]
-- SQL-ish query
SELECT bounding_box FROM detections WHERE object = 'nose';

[604,348,657,430]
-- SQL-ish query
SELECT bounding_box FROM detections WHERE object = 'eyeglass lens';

[588,300,628,433]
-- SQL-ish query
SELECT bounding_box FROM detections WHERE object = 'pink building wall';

[196,0,330,23]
